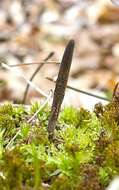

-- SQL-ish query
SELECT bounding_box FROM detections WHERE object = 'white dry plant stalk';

[6,90,53,149]
[106,177,119,190]
[27,89,53,123]
[1,62,53,149]
[111,0,119,6]
[0,103,30,110]
[1,62,48,98]
[10,61,60,67]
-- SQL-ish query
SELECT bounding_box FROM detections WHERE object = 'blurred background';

[0,0,119,109]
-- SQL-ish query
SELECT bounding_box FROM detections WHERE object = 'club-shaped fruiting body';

[48,40,75,141]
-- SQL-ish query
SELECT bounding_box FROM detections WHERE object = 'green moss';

[59,107,80,127]
[0,102,119,189]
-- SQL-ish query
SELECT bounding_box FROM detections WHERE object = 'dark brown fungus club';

[112,82,119,103]
[47,39,75,141]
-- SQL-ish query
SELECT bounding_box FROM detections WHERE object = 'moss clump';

[0,102,119,189]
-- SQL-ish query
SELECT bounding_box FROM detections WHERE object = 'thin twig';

[6,90,52,149]
[28,90,52,123]
[10,61,60,67]
[22,52,54,104]
[47,40,75,141]
[6,129,21,149]
[1,63,48,98]
[0,102,30,109]
[46,77,110,102]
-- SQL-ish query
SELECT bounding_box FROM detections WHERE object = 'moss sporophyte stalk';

[0,97,119,189]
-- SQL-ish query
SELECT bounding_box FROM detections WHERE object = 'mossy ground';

[0,102,119,190]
